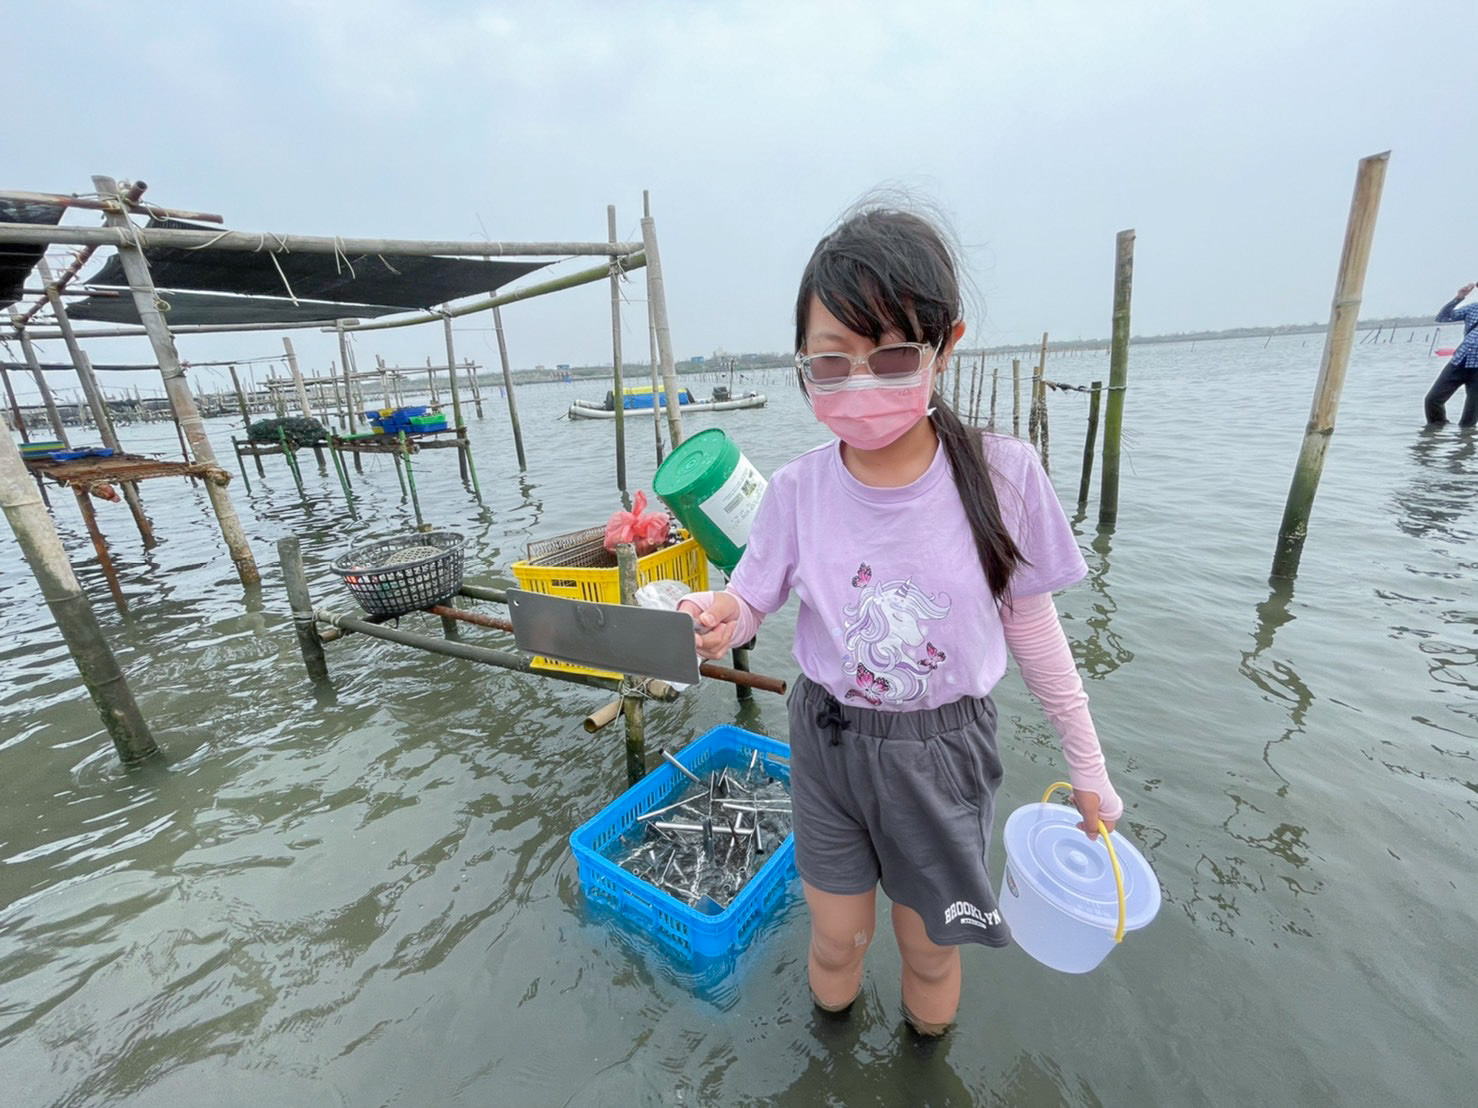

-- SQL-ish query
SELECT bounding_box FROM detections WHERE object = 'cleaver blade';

[504,588,701,686]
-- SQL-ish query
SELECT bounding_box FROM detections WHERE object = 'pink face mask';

[808,368,935,451]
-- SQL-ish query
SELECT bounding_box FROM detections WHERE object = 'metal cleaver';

[505,588,701,685]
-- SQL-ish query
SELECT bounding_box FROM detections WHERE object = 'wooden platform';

[329,427,468,454]
[24,452,230,491]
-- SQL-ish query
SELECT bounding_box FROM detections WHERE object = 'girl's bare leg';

[891,901,961,1034]
[802,880,877,1010]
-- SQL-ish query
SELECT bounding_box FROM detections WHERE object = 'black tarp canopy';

[0,199,65,308]
[68,289,407,326]
[84,218,549,311]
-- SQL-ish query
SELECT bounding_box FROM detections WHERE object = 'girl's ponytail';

[930,395,1023,600]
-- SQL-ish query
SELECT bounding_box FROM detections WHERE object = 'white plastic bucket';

[999,801,1161,974]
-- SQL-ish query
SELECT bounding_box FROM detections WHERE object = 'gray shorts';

[787,675,1011,949]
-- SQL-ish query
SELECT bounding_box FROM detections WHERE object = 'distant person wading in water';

[678,205,1122,1038]
[1426,282,1478,427]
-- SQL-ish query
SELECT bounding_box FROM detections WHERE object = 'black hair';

[794,206,1025,599]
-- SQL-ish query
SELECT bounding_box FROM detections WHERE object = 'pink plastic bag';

[603,490,671,556]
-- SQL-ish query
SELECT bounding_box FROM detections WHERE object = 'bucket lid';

[652,427,737,500]
[1003,804,1161,932]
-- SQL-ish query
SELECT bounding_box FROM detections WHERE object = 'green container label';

[653,428,767,574]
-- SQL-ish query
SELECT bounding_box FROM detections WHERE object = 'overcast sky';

[6,0,1476,399]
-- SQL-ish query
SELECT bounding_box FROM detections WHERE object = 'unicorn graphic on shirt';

[841,563,950,704]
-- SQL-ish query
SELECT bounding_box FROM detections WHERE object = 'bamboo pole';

[609,205,628,499]
[335,322,357,434]
[0,421,158,761]
[37,258,155,547]
[282,337,325,468]
[1098,229,1136,530]
[9,311,69,445]
[1,365,28,440]
[442,315,468,481]
[951,354,962,412]
[0,222,642,257]
[23,315,367,341]
[1011,358,1021,437]
[617,542,645,783]
[377,356,391,411]
[344,252,646,334]
[989,364,999,427]
[492,305,526,470]
[1272,153,1389,579]
[278,537,329,682]
[465,359,483,418]
[641,195,684,447]
[227,364,251,427]
[282,337,313,419]
[72,486,127,612]
[1078,381,1103,509]
[93,175,259,585]
[647,245,664,464]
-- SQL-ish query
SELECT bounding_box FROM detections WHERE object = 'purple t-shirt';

[728,433,1087,712]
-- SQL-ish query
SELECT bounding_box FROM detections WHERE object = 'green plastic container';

[652,428,767,575]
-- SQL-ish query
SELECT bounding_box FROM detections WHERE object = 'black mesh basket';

[330,531,466,617]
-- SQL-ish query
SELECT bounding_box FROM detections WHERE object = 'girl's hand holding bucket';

[1069,789,1116,841]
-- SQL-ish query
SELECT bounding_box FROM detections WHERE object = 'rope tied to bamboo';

[619,676,657,701]
[1043,379,1127,394]
[332,236,357,280]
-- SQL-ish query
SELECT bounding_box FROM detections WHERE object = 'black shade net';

[68,289,406,326]
[84,218,550,310]
[0,199,66,309]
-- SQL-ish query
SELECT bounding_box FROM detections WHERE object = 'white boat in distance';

[567,384,767,420]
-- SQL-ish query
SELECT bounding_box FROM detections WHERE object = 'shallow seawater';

[1,333,1474,1106]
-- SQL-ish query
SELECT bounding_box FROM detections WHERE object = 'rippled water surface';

[2,334,1474,1106]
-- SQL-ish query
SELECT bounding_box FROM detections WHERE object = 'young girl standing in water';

[679,207,1123,1036]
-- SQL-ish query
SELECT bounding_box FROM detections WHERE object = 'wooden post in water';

[442,314,468,481]
[1097,230,1136,530]
[641,193,684,448]
[1078,380,1103,508]
[951,354,961,412]
[0,423,158,762]
[10,310,69,445]
[989,363,999,427]
[1011,358,1021,437]
[608,205,628,499]
[616,542,645,784]
[1272,152,1389,579]
[492,306,526,469]
[973,354,986,425]
[1028,332,1047,450]
[277,536,329,682]
[93,175,259,585]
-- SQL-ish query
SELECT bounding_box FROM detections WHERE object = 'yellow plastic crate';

[510,534,709,677]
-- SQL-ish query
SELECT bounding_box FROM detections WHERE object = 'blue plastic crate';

[570,725,796,962]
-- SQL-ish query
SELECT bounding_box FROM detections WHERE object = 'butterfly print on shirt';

[845,663,890,706]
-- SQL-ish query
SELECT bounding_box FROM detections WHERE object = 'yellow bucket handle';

[1042,781,1126,943]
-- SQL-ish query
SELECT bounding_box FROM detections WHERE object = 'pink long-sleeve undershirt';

[998,591,1123,821]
